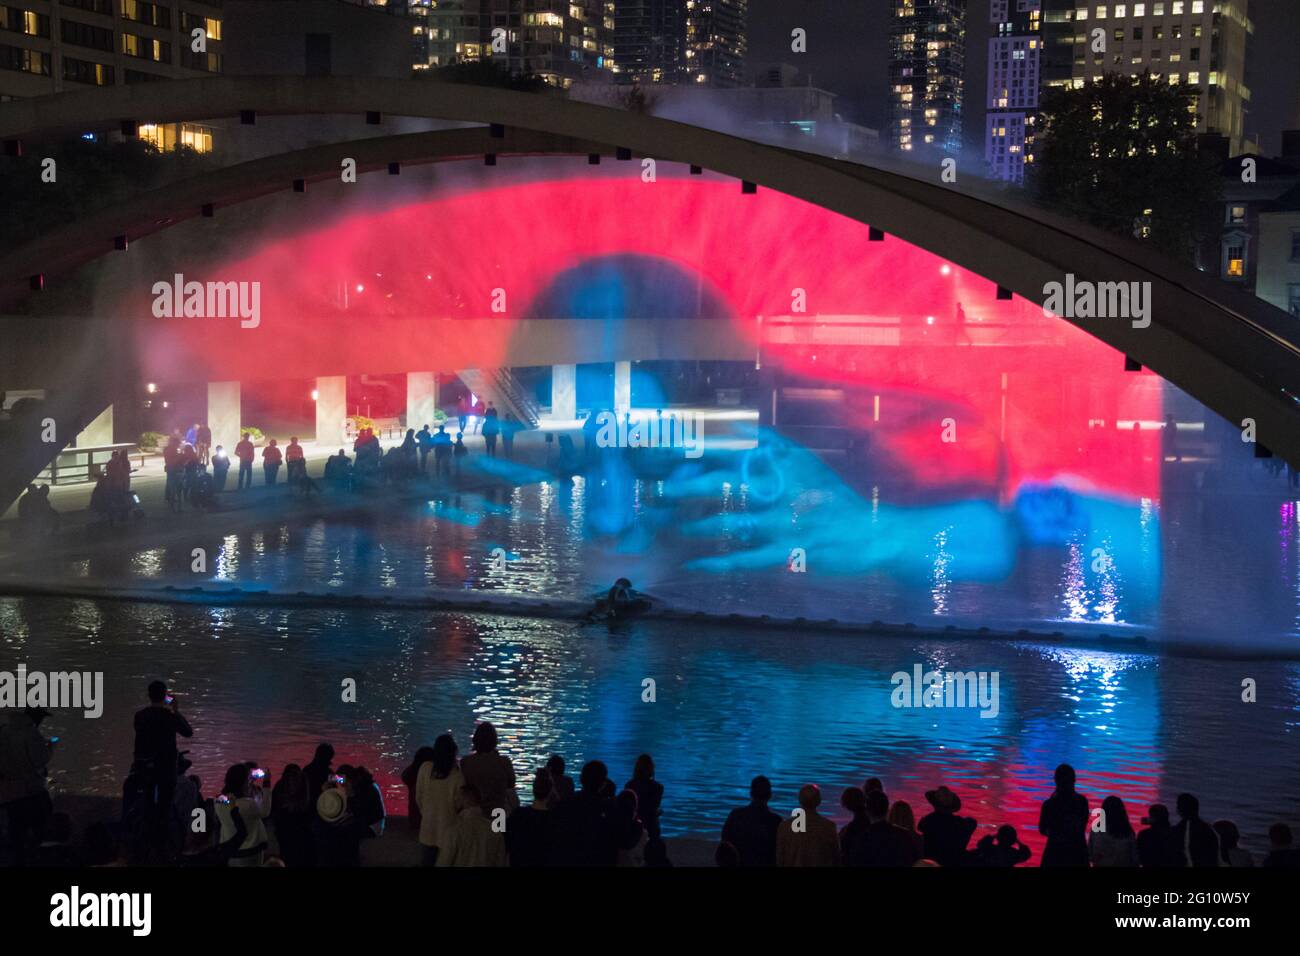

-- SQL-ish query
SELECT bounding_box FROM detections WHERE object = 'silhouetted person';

[852,788,923,867]
[721,775,782,867]
[285,435,305,478]
[919,785,978,867]
[432,425,452,477]
[502,412,519,458]
[1089,795,1139,867]
[888,800,926,862]
[453,432,468,476]
[303,743,335,797]
[506,770,556,867]
[313,783,364,868]
[776,784,840,867]
[271,764,315,867]
[545,754,575,807]
[552,760,618,866]
[974,824,1032,867]
[482,403,499,456]
[401,746,437,832]
[235,433,255,489]
[1172,793,1220,867]
[625,754,663,841]
[415,734,465,867]
[1137,804,1182,867]
[1263,823,1300,867]
[838,787,870,862]
[417,425,434,473]
[460,721,517,822]
[262,438,282,486]
[323,449,351,488]
[1213,820,1254,867]
[1037,764,1089,867]
[132,682,192,857]
[211,445,231,491]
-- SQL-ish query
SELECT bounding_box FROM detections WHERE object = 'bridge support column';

[207,381,241,454]
[315,375,347,448]
[552,364,576,421]
[74,404,114,447]
[614,361,631,417]
[406,371,438,430]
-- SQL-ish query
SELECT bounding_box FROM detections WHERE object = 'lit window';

[1225,243,1245,278]
[1227,205,1246,224]
[1134,2,1145,12]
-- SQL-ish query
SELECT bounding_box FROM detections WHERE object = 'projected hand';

[662,427,1017,583]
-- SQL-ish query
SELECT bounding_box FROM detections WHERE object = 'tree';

[1031,72,1221,265]
[0,137,217,255]
[418,60,549,94]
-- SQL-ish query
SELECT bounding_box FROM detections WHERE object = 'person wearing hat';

[918,785,978,866]
[313,782,365,868]
[0,706,55,865]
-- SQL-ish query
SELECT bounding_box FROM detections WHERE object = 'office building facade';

[889,0,967,155]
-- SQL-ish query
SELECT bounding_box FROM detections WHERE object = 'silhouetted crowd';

[3,686,1298,868]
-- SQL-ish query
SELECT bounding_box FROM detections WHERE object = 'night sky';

[746,0,1300,155]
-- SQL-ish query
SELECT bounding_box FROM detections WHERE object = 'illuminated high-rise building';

[410,0,613,88]
[686,0,746,88]
[1066,0,1253,155]
[889,0,967,154]
[986,1,1064,183]
[0,0,224,101]
[612,0,688,85]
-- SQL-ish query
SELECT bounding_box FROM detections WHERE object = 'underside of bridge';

[2,77,1299,513]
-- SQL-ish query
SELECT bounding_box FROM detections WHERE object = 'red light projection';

[133,173,1159,502]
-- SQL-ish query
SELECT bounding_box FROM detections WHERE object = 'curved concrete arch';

[2,75,1299,464]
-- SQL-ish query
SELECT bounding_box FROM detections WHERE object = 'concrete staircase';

[455,368,540,429]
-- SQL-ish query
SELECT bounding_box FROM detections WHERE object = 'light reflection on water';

[1,597,1296,857]
[4,472,1300,647]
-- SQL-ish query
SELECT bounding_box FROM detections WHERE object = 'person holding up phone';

[131,681,193,859]
[214,763,273,866]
